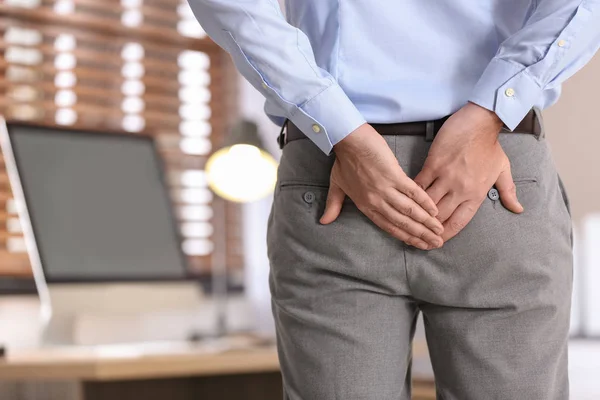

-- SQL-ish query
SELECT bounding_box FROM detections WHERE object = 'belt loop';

[277,118,288,149]
[425,121,435,142]
[532,107,545,140]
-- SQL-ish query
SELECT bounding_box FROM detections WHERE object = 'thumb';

[320,182,345,224]
[495,168,524,214]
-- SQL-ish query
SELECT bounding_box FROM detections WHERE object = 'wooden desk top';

[0,341,280,382]
[0,339,431,383]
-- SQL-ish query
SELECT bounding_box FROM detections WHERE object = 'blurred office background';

[0,0,598,399]
[0,0,244,287]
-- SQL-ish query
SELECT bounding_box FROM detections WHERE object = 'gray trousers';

[267,128,573,400]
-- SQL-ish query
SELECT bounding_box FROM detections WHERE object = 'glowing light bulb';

[205,144,278,203]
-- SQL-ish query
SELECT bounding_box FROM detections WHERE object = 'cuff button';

[504,88,515,97]
[311,124,322,133]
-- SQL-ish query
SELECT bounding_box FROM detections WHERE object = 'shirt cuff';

[289,83,366,155]
[469,58,543,130]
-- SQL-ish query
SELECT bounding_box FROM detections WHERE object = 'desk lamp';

[205,120,277,336]
[206,120,277,203]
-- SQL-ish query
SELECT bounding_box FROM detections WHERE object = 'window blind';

[0,0,243,282]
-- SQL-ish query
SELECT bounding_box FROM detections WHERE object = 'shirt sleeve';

[470,0,600,130]
[187,0,366,154]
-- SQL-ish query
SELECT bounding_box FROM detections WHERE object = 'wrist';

[466,102,503,131]
[333,123,371,154]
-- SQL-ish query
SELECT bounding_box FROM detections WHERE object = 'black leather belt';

[277,108,542,150]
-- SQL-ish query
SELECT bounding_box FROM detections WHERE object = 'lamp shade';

[206,120,278,203]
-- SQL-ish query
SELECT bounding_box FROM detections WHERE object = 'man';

[189,1,600,398]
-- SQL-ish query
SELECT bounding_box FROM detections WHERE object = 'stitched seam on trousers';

[398,134,416,296]
[403,246,414,295]
[394,138,419,295]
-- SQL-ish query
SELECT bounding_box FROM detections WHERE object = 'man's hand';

[320,123,444,250]
[414,102,524,243]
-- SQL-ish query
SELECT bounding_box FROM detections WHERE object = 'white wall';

[545,52,600,338]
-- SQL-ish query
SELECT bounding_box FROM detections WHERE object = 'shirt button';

[505,88,515,97]
[261,82,268,89]
[311,124,322,133]
[488,188,500,201]
[558,40,567,47]
[303,191,315,204]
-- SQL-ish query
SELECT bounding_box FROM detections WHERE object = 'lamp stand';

[211,195,228,337]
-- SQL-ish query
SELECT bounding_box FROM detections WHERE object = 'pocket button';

[488,188,500,201]
[303,191,316,204]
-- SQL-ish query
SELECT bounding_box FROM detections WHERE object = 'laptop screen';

[7,124,188,282]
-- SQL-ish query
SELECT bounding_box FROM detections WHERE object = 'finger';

[367,209,433,250]
[495,169,524,214]
[414,164,437,191]
[395,177,439,217]
[319,182,345,224]
[441,200,481,242]
[434,191,463,224]
[424,178,450,205]
[377,202,443,248]
[384,190,444,235]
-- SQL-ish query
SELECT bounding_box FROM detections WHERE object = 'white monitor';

[0,119,203,345]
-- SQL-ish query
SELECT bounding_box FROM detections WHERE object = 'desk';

[0,342,282,400]
[0,341,435,400]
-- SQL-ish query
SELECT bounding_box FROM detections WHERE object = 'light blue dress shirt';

[189,0,600,154]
